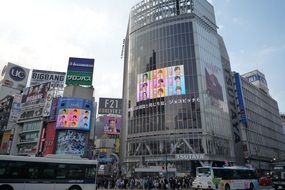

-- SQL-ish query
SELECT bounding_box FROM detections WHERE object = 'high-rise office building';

[234,72,285,170]
[121,0,235,174]
[280,113,285,135]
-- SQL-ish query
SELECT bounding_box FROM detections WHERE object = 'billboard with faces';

[137,65,186,102]
[103,115,121,135]
[56,108,91,131]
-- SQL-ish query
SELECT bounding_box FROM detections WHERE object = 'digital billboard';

[103,115,121,135]
[58,97,93,110]
[56,130,87,156]
[137,65,186,102]
[66,57,94,86]
[56,108,91,131]
[30,69,66,88]
[21,82,51,106]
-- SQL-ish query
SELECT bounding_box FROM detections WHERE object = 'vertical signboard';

[42,91,53,117]
[234,73,248,126]
[204,62,228,113]
[66,57,94,86]
[43,122,56,156]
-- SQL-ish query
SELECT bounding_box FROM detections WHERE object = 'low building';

[233,72,285,171]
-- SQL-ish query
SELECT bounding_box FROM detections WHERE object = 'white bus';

[0,155,97,190]
[192,166,259,190]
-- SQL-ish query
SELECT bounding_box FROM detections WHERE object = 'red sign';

[43,122,56,156]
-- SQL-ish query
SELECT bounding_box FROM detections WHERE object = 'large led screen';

[56,108,91,131]
[56,130,87,155]
[137,65,186,102]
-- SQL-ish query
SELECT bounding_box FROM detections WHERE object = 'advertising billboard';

[58,97,93,110]
[30,69,66,88]
[98,98,122,115]
[103,115,121,135]
[42,91,53,117]
[18,107,43,121]
[21,82,51,106]
[56,130,87,155]
[8,94,22,127]
[49,97,59,121]
[66,57,94,86]
[43,122,56,156]
[234,73,248,125]
[204,62,228,113]
[0,132,12,154]
[0,62,30,90]
[56,108,91,131]
[137,65,186,102]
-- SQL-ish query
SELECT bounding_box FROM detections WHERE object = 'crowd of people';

[96,175,194,189]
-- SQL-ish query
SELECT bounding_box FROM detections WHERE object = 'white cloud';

[0,0,136,102]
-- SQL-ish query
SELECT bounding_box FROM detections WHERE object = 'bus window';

[27,163,40,179]
[85,166,96,180]
[6,161,26,179]
[0,161,7,178]
[198,168,211,175]
[41,164,56,179]
[56,164,68,179]
[69,165,85,180]
[213,169,223,179]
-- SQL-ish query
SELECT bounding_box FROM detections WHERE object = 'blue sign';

[9,66,26,81]
[234,73,248,126]
[58,97,93,110]
[68,57,94,72]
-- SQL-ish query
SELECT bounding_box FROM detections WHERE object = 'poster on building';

[0,132,12,154]
[21,82,51,106]
[30,69,66,89]
[98,98,122,115]
[49,97,59,121]
[43,122,56,156]
[56,108,91,131]
[66,57,94,86]
[103,115,121,135]
[42,91,53,117]
[0,62,30,90]
[204,63,228,113]
[9,94,22,123]
[56,130,87,156]
[18,107,43,121]
[137,65,186,102]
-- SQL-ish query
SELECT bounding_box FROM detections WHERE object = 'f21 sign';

[98,98,122,115]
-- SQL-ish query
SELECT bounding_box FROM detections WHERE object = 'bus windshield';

[197,168,211,175]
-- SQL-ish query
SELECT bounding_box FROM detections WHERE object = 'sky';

[0,0,284,112]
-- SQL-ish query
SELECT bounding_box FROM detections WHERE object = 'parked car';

[259,176,272,186]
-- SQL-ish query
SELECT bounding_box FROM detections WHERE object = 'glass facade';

[123,0,234,173]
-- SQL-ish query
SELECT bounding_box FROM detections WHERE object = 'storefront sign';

[98,98,122,115]
[175,154,205,160]
[31,69,66,88]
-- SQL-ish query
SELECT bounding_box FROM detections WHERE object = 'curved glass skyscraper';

[122,0,235,174]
